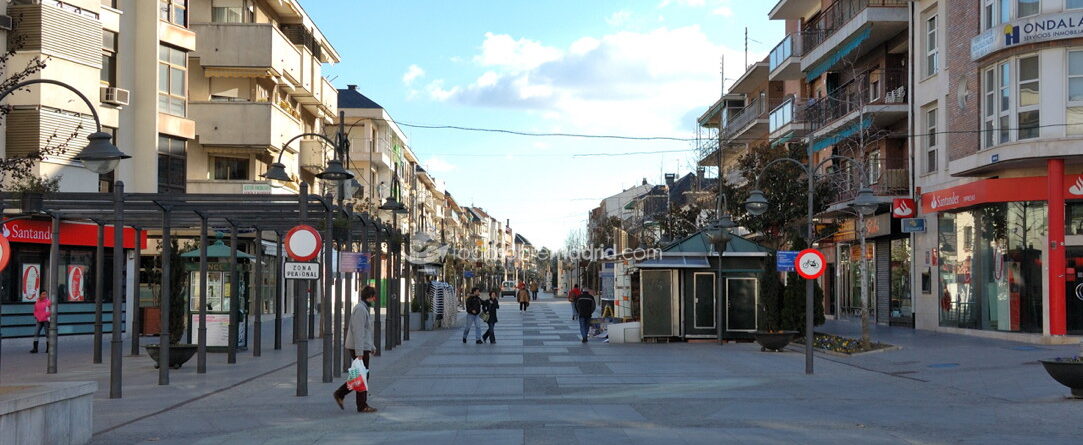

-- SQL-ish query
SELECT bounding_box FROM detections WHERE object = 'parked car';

[500,280,517,297]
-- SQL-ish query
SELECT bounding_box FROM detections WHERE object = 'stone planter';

[753,331,798,352]
[145,344,198,369]
[0,382,96,444]
[1040,359,1083,398]
[409,312,435,330]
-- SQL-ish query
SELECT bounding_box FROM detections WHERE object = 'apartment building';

[910,0,1083,341]
[337,85,415,219]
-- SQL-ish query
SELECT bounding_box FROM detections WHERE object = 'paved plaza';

[2,293,1082,444]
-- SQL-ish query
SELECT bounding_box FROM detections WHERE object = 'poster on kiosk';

[187,264,248,350]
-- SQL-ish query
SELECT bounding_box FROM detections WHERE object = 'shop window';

[0,246,118,305]
[158,45,187,117]
[938,202,1047,333]
[158,135,186,194]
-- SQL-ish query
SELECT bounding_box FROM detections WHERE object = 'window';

[101,31,117,86]
[984,68,996,147]
[984,0,995,30]
[926,15,939,77]
[926,107,938,172]
[158,135,186,194]
[160,0,187,27]
[1071,0,1083,9]
[158,45,187,117]
[866,151,882,184]
[1068,51,1083,135]
[213,157,249,180]
[212,7,243,23]
[999,62,1011,144]
[1017,55,1039,140]
[1017,0,1040,17]
[101,0,118,9]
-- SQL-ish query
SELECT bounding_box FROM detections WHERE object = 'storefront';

[920,172,1083,337]
[0,219,142,338]
[828,213,912,326]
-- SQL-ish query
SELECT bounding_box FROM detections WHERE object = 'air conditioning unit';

[100,86,130,107]
[0,15,13,32]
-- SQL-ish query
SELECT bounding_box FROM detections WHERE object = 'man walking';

[567,284,582,320]
[529,281,539,301]
[463,288,484,344]
[575,288,597,343]
[334,286,377,413]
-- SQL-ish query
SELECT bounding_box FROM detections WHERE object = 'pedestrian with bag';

[516,286,530,311]
[463,288,484,344]
[568,284,582,320]
[529,281,539,301]
[334,286,377,413]
[30,291,51,354]
[575,288,597,343]
[481,290,499,343]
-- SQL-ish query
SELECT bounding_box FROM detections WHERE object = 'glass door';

[889,238,913,326]
[693,272,716,329]
[726,277,758,332]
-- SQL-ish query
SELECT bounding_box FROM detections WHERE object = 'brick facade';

[945,0,981,162]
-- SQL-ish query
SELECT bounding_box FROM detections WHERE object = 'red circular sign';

[795,249,826,280]
[285,225,322,262]
[0,235,10,273]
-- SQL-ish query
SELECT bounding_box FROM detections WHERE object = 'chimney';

[347,84,358,90]
[641,178,647,186]
[665,173,676,188]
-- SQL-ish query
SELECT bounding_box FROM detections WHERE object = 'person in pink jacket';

[31,290,52,353]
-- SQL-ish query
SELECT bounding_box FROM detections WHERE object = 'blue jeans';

[462,314,482,340]
[570,301,578,319]
[578,315,591,340]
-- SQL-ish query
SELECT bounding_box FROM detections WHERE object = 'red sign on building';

[1,220,144,249]
[892,198,916,218]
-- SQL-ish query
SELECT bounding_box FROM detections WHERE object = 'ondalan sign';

[972,11,1083,60]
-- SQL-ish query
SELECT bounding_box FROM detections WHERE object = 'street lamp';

[743,153,879,375]
[75,131,129,175]
[261,133,354,184]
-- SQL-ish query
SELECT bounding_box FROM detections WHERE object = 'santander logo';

[1,225,9,238]
[1070,177,1083,196]
[892,199,915,218]
[4,223,50,242]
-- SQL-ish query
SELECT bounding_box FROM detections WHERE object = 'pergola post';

[403,232,410,342]
[386,229,395,351]
[333,224,343,377]
[372,224,382,357]
[228,222,239,364]
[197,215,208,374]
[93,221,105,364]
[159,212,171,384]
[342,212,354,372]
[109,181,125,399]
[46,212,60,374]
[130,227,142,357]
[296,182,310,397]
[322,193,333,383]
[274,230,283,350]
[254,228,263,357]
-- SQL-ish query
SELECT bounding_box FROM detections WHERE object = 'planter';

[20,192,43,214]
[145,344,198,369]
[409,312,435,331]
[753,331,798,352]
[1040,359,1083,398]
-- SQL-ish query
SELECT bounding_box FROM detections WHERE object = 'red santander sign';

[921,175,1083,214]
[892,199,916,218]
[1,220,144,249]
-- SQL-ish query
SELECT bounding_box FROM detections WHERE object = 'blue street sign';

[901,218,927,233]
[464,271,476,278]
[338,252,371,273]
[777,251,797,272]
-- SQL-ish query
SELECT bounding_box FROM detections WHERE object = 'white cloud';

[659,0,706,7]
[606,10,632,27]
[712,6,733,17]
[474,32,562,72]
[424,26,755,138]
[424,156,456,173]
[402,64,425,86]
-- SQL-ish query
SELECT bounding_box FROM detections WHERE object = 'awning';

[636,256,711,269]
[806,26,872,82]
[811,118,872,153]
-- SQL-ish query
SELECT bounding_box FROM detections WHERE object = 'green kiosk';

[181,235,254,351]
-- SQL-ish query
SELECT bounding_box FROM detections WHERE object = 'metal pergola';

[0,183,407,398]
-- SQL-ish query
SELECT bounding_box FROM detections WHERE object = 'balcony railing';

[826,156,909,204]
[769,33,802,72]
[801,0,908,55]
[768,96,808,134]
[804,69,907,132]
[722,97,783,140]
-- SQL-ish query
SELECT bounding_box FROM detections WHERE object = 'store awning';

[636,256,711,269]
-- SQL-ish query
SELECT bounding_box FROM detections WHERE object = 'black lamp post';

[743,153,879,375]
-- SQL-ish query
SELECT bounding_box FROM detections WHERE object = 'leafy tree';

[759,257,784,332]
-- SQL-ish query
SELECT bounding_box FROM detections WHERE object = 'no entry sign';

[284,225,322,262]
[0,234,10,272]
[795,249,826,280]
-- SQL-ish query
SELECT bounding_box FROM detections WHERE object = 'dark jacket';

[465,295,483,315]
[482,298,499,323]
[575,292,597,319]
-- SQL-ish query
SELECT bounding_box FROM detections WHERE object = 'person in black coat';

[481,290,500,343]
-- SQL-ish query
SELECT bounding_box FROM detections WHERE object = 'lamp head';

[379,197,406,212]
[261,162,292,182]
[851,187,879,216]
[75,131,129,175]
[743,189,769,216]
[316,158,353,182]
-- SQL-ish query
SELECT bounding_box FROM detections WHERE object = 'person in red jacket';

[568,284,581,320]
[30,291,51,353]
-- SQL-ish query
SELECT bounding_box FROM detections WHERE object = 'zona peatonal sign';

[284,262,320,280]
[972,11,1083,60]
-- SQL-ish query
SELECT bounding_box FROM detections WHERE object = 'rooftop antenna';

[720,54,725,96]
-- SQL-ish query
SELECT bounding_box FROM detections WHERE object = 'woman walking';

[30,291,51,353]
[334,286,378,413]
[481,290,499,343]
[529,281,539,301]
[517,286,530,311]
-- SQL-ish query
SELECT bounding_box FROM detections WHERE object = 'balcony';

[768,33,803,81]
[768,96,809,141]
[189,101,302,152]
[800,0,908,79]
[728,61,769,95]
[804,69,908,137]
[721,96,783,143]
[191,23,302,83]
[769,0,821,20]
[825,156,909,207]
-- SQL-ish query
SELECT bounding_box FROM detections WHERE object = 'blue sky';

[305,0,780,250]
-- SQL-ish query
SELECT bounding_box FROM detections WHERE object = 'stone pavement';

[6,294,1083,444]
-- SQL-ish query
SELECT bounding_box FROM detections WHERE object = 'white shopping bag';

[346,357,368,391]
